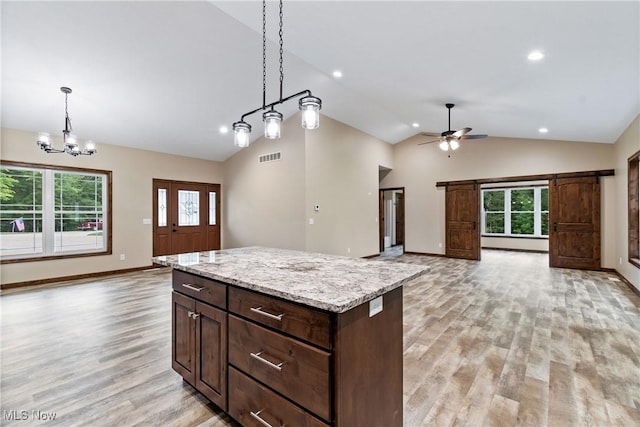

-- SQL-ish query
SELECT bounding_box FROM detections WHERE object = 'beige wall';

[613,115,640,289]
[381,135,617,267]
[222,117,306,251]
[305,115,393,257]
[1,128,223,285]
[223,114,393,258]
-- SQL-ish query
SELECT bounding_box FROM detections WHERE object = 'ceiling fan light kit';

[418,103,488,152]
[36,86,97,157]
[232,0,322,148]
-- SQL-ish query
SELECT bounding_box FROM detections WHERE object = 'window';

[629,151,639,268]
[481,186,549,238]
[0,161,111,262]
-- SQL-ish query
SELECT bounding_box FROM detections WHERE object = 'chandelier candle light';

[232,0,322,148]
[36,86,97,156]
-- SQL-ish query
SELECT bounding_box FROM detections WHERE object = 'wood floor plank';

[2,250,639,426]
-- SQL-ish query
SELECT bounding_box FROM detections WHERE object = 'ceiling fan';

[418,103,488,152]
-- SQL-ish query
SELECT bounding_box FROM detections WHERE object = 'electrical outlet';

[439,242,443,248]
[347,247,351,254]
[120,254,126,261]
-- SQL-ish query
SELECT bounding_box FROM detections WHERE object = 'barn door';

[549,176,601,270]
[445,183,480,260]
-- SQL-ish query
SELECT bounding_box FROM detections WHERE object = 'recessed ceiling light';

[539,127,548,133]
[219,126,229,134]
[528,50,545,61]
[332,70,343,78]
[412,122,419,128]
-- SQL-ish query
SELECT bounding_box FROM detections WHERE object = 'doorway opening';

[379,187,405,256]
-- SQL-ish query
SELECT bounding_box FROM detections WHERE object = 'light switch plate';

[369,296,383,317]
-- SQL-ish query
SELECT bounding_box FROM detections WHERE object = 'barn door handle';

[473,221,476,230]
[553,222,557,232]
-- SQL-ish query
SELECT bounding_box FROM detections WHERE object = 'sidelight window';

[482,186,548,238]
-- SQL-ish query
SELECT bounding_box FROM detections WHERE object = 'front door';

[153,179,221,256]
[445,183,480,260]
[549,176,601,270]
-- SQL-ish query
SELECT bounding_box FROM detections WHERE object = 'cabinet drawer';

[228,315,331,421]
[228,287,331,349]
[172,270,226,309]
[229,367,329,427]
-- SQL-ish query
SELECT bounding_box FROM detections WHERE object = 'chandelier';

[36,86,97,156]
[232,0,322,148]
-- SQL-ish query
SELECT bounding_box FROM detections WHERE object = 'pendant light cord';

[64,91,72,135]
[262,0,267,109]
[279,0,284,102]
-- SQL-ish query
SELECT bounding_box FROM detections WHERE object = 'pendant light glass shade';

[439,141,449,151]
[263,110,283,139]
[233,121,252,147]
[449,139,459,150]
[37,132,51,149]
[299,96,321,130]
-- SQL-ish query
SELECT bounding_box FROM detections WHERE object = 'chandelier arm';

[240,89,312,122]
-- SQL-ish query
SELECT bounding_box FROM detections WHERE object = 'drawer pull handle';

[182,283,204,292]
[250,409,284,427]
[250,306,284,321]
[250,351,283,371]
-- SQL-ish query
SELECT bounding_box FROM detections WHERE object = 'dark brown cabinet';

[172,273,227,411]
[171,269,403,427]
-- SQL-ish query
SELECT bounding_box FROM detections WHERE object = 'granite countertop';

[153,246,429,313]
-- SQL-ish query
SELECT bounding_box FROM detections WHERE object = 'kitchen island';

[154,246,429,427]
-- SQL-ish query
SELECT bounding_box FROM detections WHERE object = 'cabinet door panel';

[196,301,228,411]
[172,291,195,385]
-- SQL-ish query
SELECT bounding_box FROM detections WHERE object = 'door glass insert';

[209,192,217,225]
[158,188,167,227]
[178,190,199,226]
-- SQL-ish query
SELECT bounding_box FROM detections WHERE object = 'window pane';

[541,212,549,236]
[55,213,104,252]
[483,190,504,211]
[209,192,216,225]
[158,188,167,227]
[178,190,199,226]
[511,212,535,235]
[0,213,43,256]
[540,187,549,211]
[511,189,534,212]
[0,168,44,256]
[485,213,505,233]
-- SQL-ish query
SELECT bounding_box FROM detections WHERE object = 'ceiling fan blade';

[419,132,441,137]
[459,134,488,140]
[417,138,441,146]
[452,127,472,138]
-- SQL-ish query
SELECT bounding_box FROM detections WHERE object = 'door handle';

[553,222,557,232]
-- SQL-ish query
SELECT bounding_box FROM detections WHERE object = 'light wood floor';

[1,251,638,426]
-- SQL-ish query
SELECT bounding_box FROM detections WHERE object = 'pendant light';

[232,0,322,147]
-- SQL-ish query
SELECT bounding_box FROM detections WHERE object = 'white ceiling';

[2,1,639,162]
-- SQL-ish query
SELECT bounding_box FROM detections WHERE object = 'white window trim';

[481,186,549,238]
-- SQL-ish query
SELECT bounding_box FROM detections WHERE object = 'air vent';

[259,152,282,163]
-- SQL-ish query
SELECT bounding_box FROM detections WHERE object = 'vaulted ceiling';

[2,1,638,161]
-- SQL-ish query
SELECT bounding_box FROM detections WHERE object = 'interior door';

[153,179,221,256]
[379,190,385,252]
[549,176,601,270]
[445,183,480,260]
[395,192,404,245]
